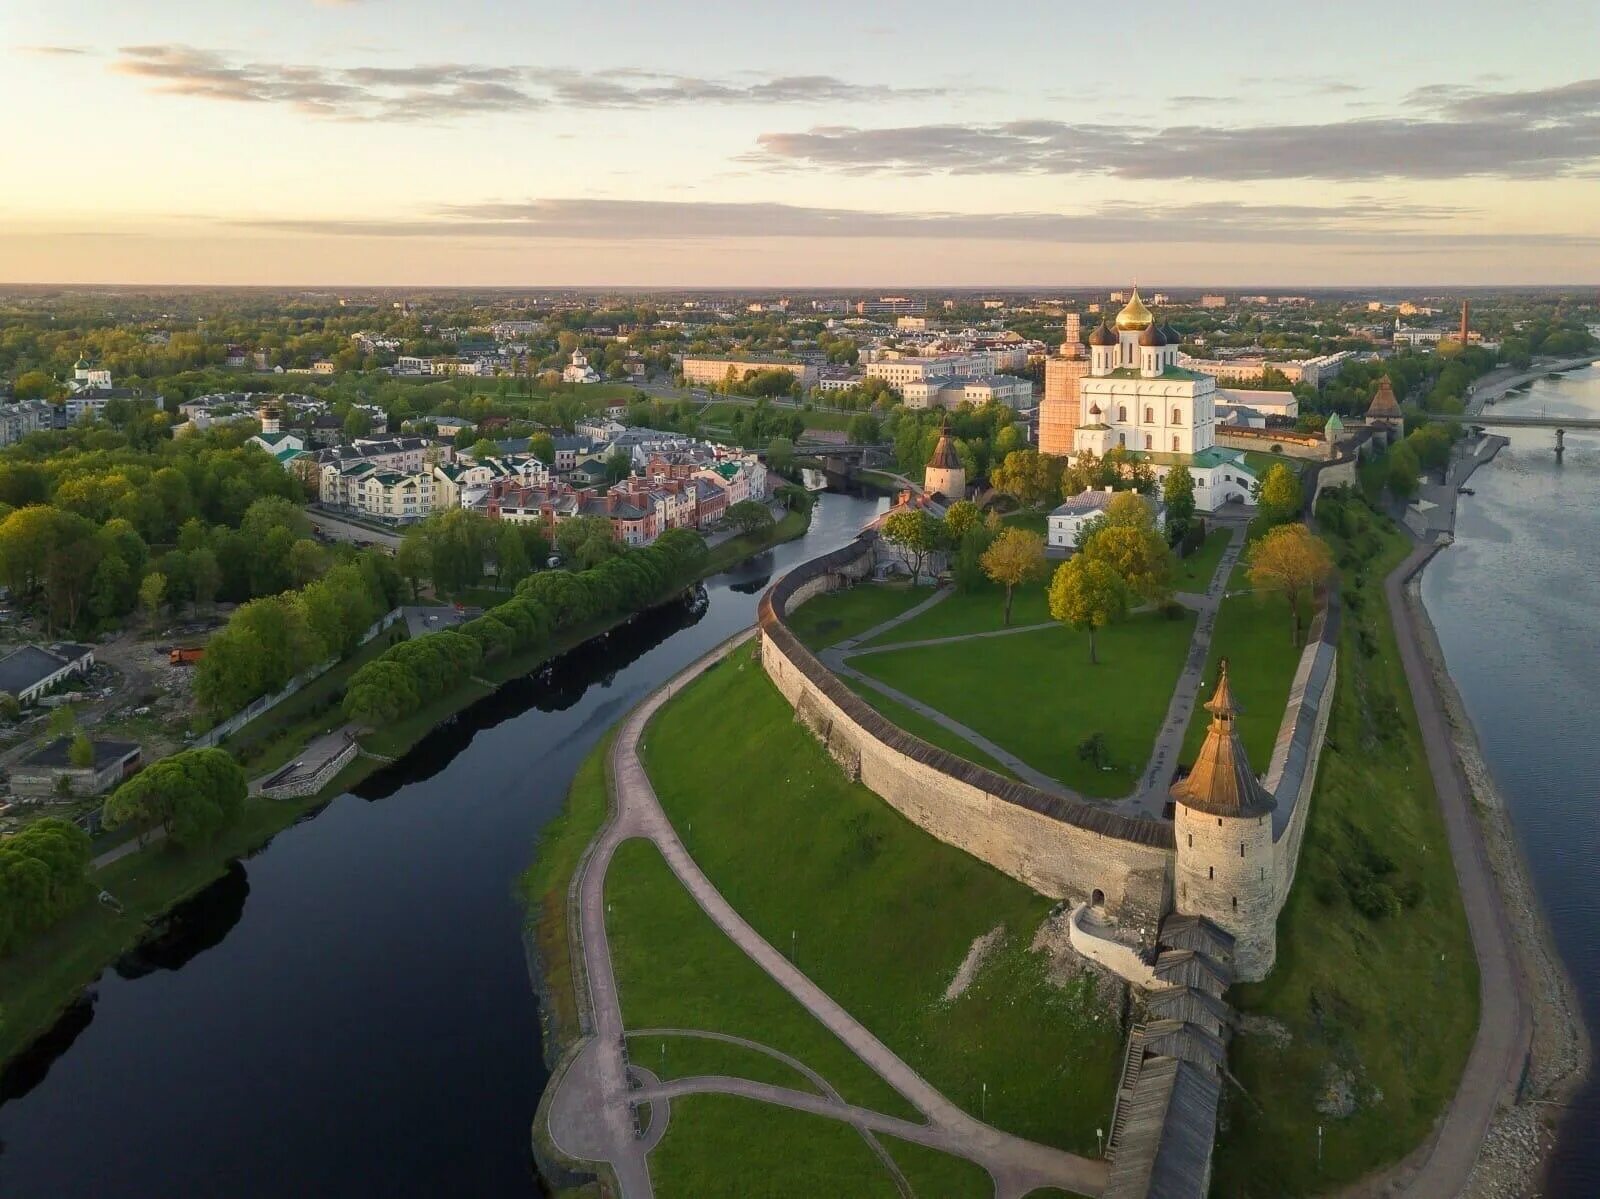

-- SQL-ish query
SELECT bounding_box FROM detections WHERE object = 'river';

[1420,361,1600,1196]
[0,490,886,1198]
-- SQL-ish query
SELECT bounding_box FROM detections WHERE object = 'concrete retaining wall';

[759,533,1174,929]
[258,735,359,799]
[1069,904,1157,987]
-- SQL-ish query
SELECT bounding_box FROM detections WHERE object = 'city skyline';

[6,0,1599,286]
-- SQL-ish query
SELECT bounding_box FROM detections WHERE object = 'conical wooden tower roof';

[1366,375,1402,419]
[1171,662,1275,819]
[928,420,961,470]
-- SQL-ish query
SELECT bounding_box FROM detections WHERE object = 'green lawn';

[1173,527,1232,594]
[861,581,1053,646]
[1001,510,1050,536]
[785,582,930,650]
[519,730,615,1052]
[0,794,324,1065]
[1179,584,1305,768]
[1243,450,1305,479]
[1210,507,1478,1197]
[648,1093,900,1198]
[883,1137,1001,1198]
[854,613,1196,796]
[626,1032,822,1095]
[606,837,914,1118]
[842,679,1019,779]
[640,651,1125,1153]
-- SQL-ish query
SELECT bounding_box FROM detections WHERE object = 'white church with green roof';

[1072,288,1257,512]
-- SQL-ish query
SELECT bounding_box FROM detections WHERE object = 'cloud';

[225,195,1594,248]
[18,45,89,56]
[108,45,944,121]
[748,78,1600,181]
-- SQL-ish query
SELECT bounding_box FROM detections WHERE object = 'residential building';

[1199,295,1228,309]
[680,355,818,390]
[0,399,55,447]
[1048,488,1165,550]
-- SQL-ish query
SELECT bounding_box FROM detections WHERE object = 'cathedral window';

[1117,406,1127,422]
[1172,408,1181,424]
[1172,436,1180,452]
[1145,406,1154,423]
[1144,434,1152,450]
[1208,866,1214,880]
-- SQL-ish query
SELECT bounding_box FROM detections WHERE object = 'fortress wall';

[1263,597,1341,907]
[760,534,1174,930]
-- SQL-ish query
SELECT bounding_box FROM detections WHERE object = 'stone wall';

[759,533,1175,929]
[1214,427,1328,460]
[258,735,359,799]
[1263,597,1340,902]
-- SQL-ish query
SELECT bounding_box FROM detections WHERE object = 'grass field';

[1210,508,1478,1197]
[883,1137,1001,1198]
[784,583,928,650]
[861,581,1053,645]
[1178,582,1305,767]
[1173,527,1231,594]
[841,679,1020,779]
[1001,510,1050,536]
[640,651,1125,1154]
[605,837,914,1118]
[648,1094,901,1198]
[626,1031,822,1094]
[701,507,812,576]
[853,613,1195,796]
[1243,450,1304,479]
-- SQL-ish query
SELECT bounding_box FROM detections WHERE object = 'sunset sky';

[6,0,1599,286]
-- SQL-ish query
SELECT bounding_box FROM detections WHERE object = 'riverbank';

[1466,355,1600,415]
[1405,569,1589,1199]
[0,507,814,1075]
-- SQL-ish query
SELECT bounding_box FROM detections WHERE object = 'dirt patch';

[943,925,1005,1002]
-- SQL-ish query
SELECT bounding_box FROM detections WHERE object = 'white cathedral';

[1070,289,1257,512]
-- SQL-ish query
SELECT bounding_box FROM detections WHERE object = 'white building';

[563,348,601,384]
[1048,488,1165,550]
[68,357,113,393]
[1068,288,1257,512]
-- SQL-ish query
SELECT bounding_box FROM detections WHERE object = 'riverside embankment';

[0,492,885,1198]
[1409,362,1599,1198]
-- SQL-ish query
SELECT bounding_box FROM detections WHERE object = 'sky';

[5,0,1599,287]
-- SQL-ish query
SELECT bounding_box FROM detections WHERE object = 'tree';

[881,509,944,583]
[189,547,221,609]
[556,515,620,570]
[288,538,326,588]
[1256,462,1302,526]
[529,432,556,464]
[846,413,881,445]
[496,524,531,590]
[1048,556,1129,664]
[1079,498,1173,605]
[1162,466,1196,545]
[1387,442,1421,499]
[138,571,167,627]
[397,526,431,600]
[343,407,373,439]
[101,748,246,849]
[943,499,981,542]
[604,448,633,484]
[68,732,94,768]
[980,527,1047,626]
[1246,523,1335,644]
[48,705,77,738]
[990,449,1062,508]
[727,500,775,535]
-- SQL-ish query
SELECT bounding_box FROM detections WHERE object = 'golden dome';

[1114,287,1154,331]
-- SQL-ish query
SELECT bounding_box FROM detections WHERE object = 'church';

[1053,289,1258,512]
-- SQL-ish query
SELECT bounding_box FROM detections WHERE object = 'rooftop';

[21,735,140,771]
[0,643,93,696]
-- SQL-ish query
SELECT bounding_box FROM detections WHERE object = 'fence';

[191,608,405,749]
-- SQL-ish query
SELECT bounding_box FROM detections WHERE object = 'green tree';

[139,571,167,626]
[881,509,944,583]
[495,524,531,590]
[980,527,1047,626]
[766,437,796,475]
[189,547,221,609]
[727,500,775,535]
[846,413,881,445]
[1162,466,1196,545]
[397,526,431,599]
[101,748,246,849]
[1256,462,1302,525]
[943,499,981,542]
[68,732,94,768]
[1048,556,1130,664]
[1246,523,1336,644]
[1387,443,1421,499]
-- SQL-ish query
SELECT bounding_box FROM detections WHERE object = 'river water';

[0,490,885,1198]
[1420,362,1600,1197]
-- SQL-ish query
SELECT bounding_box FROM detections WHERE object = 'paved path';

[818,522,1247,819]
[91,826,166,868]
[1332,541,1532,1199]
[543,630,1109,1198]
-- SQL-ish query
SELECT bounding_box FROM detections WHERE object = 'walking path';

[1332,520,1531,1198]
[818,522,1247,819]
[544,630,1109,1198]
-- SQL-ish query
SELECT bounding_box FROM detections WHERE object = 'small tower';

[1459,299,1471,348]
[1171,663,1279,981]
[258,400,282,436]
[1365,375,1404,440]
[1138,323,1166,378]
[1087,321,1118,376]
[923,420,966,500]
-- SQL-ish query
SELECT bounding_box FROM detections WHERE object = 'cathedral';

[1042,289,1258,512]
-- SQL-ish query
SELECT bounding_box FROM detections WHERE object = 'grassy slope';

[0,794,324,1063]
[1179,582,1305,767]
[1173,527,1231,594]
[700,507,811,576]
[862,580,1053,645]
[648,1093,899,1199]
[605,837,913,1118]
[841,680,1019,779]
[641,651,1124,1153]
[1211,517,1478,1197]
[854,613,1195,797]
[784,583,929,651]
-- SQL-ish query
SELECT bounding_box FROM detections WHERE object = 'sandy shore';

[1407,569,1590,1199]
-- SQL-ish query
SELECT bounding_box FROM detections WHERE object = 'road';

[305,509,400,550]
[543,629,1109,1198]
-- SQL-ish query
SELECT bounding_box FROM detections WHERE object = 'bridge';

[1467,412,1598,460]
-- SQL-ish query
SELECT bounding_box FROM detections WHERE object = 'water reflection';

[114,862,250,979]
